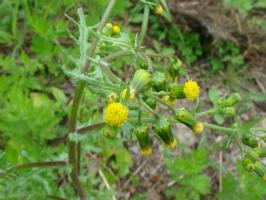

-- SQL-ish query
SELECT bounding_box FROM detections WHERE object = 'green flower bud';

[137,60,148,70]
[218,93,241,107]
[144,97,157,109]
[253,162,266,178]
[241,157,255,172]
[168,58,183,78]
[174,108,204,135]
[174,108,195,127]
[170,84,185,99]
[152,71,167,91]
[257,148,266,157]
[242,134,258,148]
[153,116,176,149]
[221,107,236,116]
[244,149,259,161]
[133,125,152,156]
[131,69,151,93]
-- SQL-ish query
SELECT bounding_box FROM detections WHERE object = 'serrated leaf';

[68,132,87,142]
[77,8,90,68]
[51,87,67,105]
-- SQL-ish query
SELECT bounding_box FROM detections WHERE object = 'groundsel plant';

[7,1,266,199]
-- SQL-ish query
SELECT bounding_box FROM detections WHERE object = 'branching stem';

[67,1,116,199]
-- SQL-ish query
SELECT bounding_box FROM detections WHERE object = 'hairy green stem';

[203,123,237,135]
[147,94,175,113]
[140,99,159,118]
[102,50,132,61]
[77,122,106,134]
[67,0,116,199]
[196,108,216,117]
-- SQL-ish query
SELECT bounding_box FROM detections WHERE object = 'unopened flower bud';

[168,58,183,78]
[175,108,196,127]
[131,69,151,93]
[253,162,266,179]
[242,134,258,148]
[144,97,157,109]
[133,125,152,156]
[241,157,255,172]
[222,107,236,116]
[218,93,241,107]
[170,84,185,99]
[152,72,167,91]
[153,116,176,149]
[257,148,266,157]
[161,95,176,106]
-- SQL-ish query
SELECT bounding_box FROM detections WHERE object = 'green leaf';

[51,87,67,106]
[77,8,90,68]
[239,117,261,133]
[214,113,224,125]
[208,86,219,105]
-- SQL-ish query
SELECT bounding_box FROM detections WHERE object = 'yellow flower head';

[166,138,177,149]
[155,5,163,15]
[193,122,204,135]
[122,87,135,101]
[112,25,121,34]
[140,147,152,157]
[183,80,200,101]
[104,102,128,126]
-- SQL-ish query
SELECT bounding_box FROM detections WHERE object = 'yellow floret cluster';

[104,102,128,126]
[166,138,177,149]
[121,87,135,101]
[193,122,204,135]
[112,25,121,34]
[140,147,152,157]
[155,5,163,15]
[183,80,200,101]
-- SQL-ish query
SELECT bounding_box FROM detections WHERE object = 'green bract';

[133,125,152,156]
[153,116,176,149]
